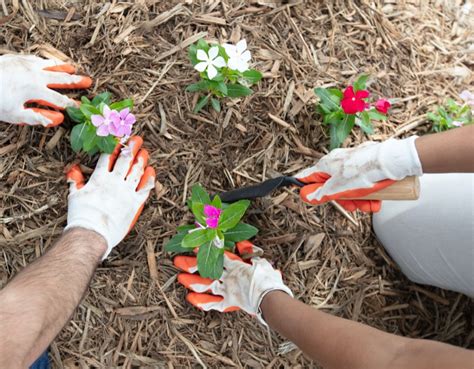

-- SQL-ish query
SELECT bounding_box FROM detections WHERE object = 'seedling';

[427,90,473,132]
[187,38,262,113]
[66,92,135,155]
[165,184,258,279]
[314,74,391,149]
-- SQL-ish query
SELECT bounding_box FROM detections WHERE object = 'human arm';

[296,125,474,210]
[0,54,91,127]
[261,290,473,369]
[0,228,106,368]
[0,136,155,368]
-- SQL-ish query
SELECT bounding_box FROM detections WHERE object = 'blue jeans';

[30,351,49,369]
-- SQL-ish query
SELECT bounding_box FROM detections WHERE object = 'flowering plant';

[66,92,135,155]
[427,90,473,132]
[314,74,391,149]
[165,184,258,279]
[187,38,262,113]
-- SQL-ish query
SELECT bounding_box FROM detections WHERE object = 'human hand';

[0,54,92,127]
[174,241,293,325]
[65,136,155,259]
[295,137,422,212]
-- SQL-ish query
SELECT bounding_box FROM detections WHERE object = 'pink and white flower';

[91,105,115,136]
[109,108,136,138]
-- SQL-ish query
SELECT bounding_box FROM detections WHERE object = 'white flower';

[194,46,226,80]
[451,120,464,127]
[459,90,474,107]
[223,39,251,73]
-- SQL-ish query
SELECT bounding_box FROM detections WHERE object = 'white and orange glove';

[296,137,423,212]
[174,241,293,325]
[0,54,92,127]
[65,136,155,259]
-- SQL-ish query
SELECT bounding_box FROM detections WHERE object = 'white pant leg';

[373,173,474,297]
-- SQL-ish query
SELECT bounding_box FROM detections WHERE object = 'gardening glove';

[0,54,92,127]
[174,241,293,326]
[65,136,156,259]
[296,136,423,213]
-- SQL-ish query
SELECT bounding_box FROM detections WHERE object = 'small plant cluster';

[314,74,391,149]
[165,184,258,279]
[187,38,262,113]
[66,92,136,155]
[427,90,473,132]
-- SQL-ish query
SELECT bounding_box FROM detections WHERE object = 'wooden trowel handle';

[345,176,420,200]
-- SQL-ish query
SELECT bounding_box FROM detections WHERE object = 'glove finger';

[186,292,239,312]
[66,164,85,194]
[178,273,214,293]
[37,88,78,110]
[112,136,143,178]
[126,149,148,188]
[18,108,63,127]
[337,200,382,213]
[45,71,92,90]
[174,255,198,273]
[43,63,76,74]
[300,182,326,205]
[295,168,330,184]
[335,179,395,200]
[136,166,155,193]
[336,199,357,212]
[236,241,263,260]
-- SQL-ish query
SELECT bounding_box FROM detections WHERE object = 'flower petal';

[355,89,370,99]
[194,62,208,72]
[119,108,130,119]
[208,46,219,60]
[227,58,238,71]
[103,105,111,117]
[206,217,219,229]
[223,44,236,57]
[240,50,251,62]
[236,60,249,73]
[236,39,247,54]
[341,98,358,114]
[212,56,226,68]
[196,49,208,61]
[91,114,104,127]
[343,86,354,99]
[96,124,110,136]
[124,113,136,125]
[207,64,217,79]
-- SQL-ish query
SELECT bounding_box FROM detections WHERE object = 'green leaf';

[197,242,224,279]
[211,195,222,209]
[164,233,189,253]
[191,184,211,205]
[218,200,250,231]
[216,81,228,95]
[323,110,344,125]
[97,135,118,154]
[182,229,208,248]
[314,88,340,112]
[353,74,368,92]
[188,44,199,65]
[242,69,262,84]
[206,228,217,241]
[194,95,209,113]
[368,109,387,121]
[109,98,134,111]
[197,38,209,51]
[210,98,221,112]
[192,202,206,225]
[66,107,85,123]
[226,84,253,98]
[92,92,112,106]
[79,103,100,119]
[186,81,210,93]
[177,224,196,233]
[81,96,91,105]
[330,114,355,150]
[357,111,374,134]
[224,240,235,251]
[427,112,440,122]
[223,223,258,242]
[327,88,343,99]
[84,145,99,156]
[70,123,87,152]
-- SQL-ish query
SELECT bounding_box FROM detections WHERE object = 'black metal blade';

[219,176,305,203]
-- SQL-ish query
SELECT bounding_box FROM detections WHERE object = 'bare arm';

[416,125,474,173]
[0,228,106,369]
[261,291,473,369]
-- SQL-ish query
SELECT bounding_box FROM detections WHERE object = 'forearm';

[415,125,474,173]
[0,227,106,368]
[261,291,473,369]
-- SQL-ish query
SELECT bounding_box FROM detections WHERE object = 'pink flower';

[375,99,391,114]
[109,108,136,138]
[341,86,370,114]
[204,205,222,229]
[91,105,115,136]
[459,90,474,108]
[452,120,464,127]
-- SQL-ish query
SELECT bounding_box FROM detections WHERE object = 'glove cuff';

[256,286,293,327]
[379,136,423,179]
[64,221,112,260]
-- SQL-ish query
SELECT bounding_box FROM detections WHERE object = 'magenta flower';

[109,108,136,138]
[204,205,222,229]
[375,99,391,114]
[91,105,115,136]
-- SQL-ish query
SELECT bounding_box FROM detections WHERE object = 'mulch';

[0,1,472,368]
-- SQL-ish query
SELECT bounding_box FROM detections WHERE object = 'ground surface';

[0,1,472,368]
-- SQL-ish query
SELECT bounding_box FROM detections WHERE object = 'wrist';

[62,227,107,261]
[258,289,293,325]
